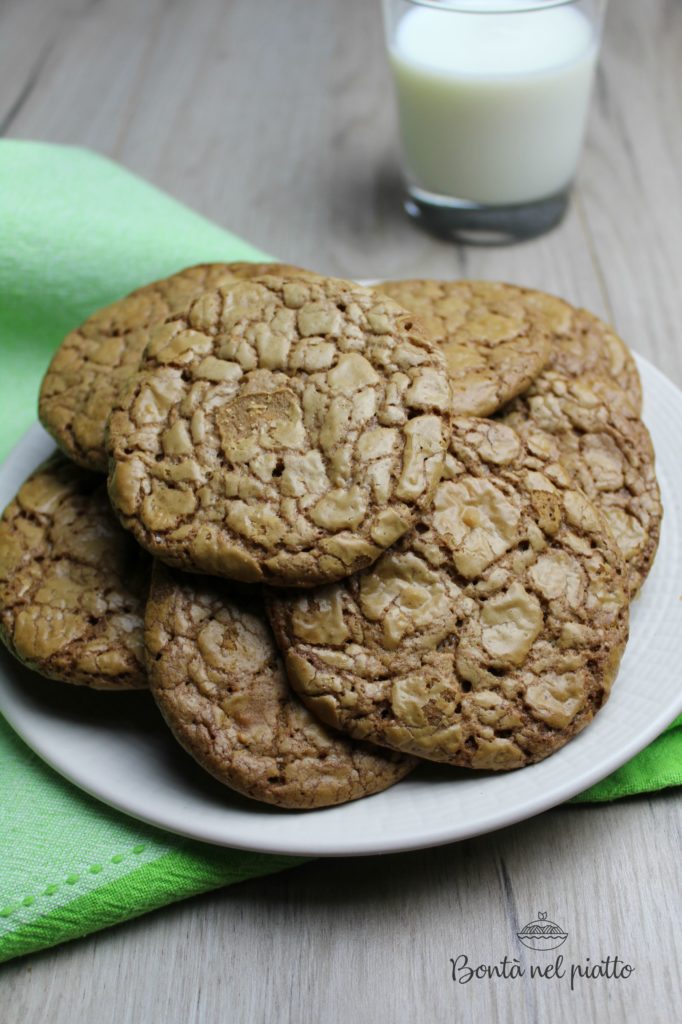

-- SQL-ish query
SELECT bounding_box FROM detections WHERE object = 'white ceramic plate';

[1,354,681,857]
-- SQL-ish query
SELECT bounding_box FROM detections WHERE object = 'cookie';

[378,280,643,418]
[107,273,452,587]
[145,562,415,808]
[500,371,662,594]
[267,419,629,771]
[518,290,642,414]
[0,454,148,688]
[377,279,553,416]
[226,262,324,282]
[39,261,316,472]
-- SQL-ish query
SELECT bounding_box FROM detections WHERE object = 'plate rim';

[1,351,681,857]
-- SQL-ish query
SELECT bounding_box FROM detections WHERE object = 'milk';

[389,3,599,206]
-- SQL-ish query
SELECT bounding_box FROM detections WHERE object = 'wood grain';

[1,0,681,1020]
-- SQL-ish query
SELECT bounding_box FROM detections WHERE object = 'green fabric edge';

[570,717,682,803]
[0,845,306,965]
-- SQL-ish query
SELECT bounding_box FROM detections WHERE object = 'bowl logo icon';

[517,911,568,951]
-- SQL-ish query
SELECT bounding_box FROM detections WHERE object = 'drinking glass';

[382,0,609,243]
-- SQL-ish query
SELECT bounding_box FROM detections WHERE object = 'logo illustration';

[517,911,568,951]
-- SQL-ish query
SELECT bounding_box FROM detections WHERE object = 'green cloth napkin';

[0,140,680,966]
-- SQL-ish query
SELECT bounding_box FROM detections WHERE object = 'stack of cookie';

[0,264,662,809]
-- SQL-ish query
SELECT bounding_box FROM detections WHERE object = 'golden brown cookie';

[145,562,415,809]
[500,371,661,594]
[0,454,148,688]
[267,419,629,771]
[377,280,643,418]
[518,290,643,414]
[39,261,316,472]
[377,279,553,416]
[226,262,324,281]
[107,273,452,587]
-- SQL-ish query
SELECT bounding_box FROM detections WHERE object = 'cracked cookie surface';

[267,419,629,770]
[516,289,643,414]
[500,371,661,594]
[145,562,415,809]
[377,279,553,416]
[378,280,643,418]
[39,261,315,472]
[0,454,148,688]
[107,273,452,586]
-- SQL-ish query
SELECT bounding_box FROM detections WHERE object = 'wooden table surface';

[1,0,681,1020]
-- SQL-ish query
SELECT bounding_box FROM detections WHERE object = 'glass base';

[404,185,571,245]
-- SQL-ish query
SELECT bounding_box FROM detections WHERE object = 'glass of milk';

[383,0,609,242]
